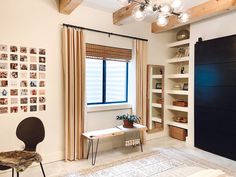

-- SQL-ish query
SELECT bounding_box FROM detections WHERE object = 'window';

[86,59,128,105]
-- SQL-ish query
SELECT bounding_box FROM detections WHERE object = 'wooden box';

[169,125,187,141]
[173,100,188,107]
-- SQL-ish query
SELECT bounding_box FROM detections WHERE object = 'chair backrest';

[16,117,45,151]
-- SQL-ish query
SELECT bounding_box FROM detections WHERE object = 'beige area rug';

[61,148,236,177]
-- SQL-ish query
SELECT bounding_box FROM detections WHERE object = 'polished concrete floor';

[0,137,236,177]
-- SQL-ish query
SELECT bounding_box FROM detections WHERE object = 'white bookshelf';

[152,117,162,123]
[166,105,189,112]
[152,89,162,93]
[166,90,189,95]
[167,57,189,63]
[152,103,162,108]
[167,39,190,48]
[167,74,189,79]
[166,120,188,129]
[152,74,163,79]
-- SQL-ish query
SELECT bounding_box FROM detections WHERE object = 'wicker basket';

[169,125,187,141]
[173,116,188,123]
[173,100,188,107]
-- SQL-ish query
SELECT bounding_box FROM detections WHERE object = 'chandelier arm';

[171,12,181,16]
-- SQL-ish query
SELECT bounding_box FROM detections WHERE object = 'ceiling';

[81,0,208,13]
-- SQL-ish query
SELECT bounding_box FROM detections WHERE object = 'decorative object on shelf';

[173,100,188,107]
[116,114,141,128]
[156,98,163,104]
[156,82,162,89]
[175,47,186,58]
[180,66,185,74]
[176,29,190,41]
[183,83,188,90]
[117,0,189,26]
[173,83,182,90]
[169,125,187,141]
[159,68,163,75]
[173,116,188,123]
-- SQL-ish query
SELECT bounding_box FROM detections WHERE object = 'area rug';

[61,148,235,177]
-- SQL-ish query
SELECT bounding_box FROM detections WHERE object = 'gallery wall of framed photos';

[0,44,46,114]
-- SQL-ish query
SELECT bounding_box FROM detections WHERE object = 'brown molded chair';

[0,117,46,177]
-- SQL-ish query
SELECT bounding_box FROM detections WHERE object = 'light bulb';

[132,6,146,21]
[171,0,183,11]
[160,3,172,15]
[156,16,169,26]
[178,12,189,23]
[117,0,130,6]
[145,5,154,15]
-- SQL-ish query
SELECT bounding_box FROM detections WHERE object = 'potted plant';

[116,114,141,128]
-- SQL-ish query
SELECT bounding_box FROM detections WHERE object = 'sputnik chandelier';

[117,0,189,27]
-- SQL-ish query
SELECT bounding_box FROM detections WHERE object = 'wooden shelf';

[152,75,163,79]
[168,39,190,48]
[152,117,162,123]
[166,90,189,95]
[167,120,188,130]
[167,57,189,63]
[152,89,162,93]
[152,103,162,108]
[167,74,189,79]
[166,105,188,112]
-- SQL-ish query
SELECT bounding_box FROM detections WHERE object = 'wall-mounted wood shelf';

[167,57,189,63]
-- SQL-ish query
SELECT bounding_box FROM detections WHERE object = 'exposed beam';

[60,0,83,15]
[113,1,142,25]
[152,0,236,33]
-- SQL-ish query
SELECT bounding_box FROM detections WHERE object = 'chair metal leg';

[16,172,19,177]
[40,162,46,177]
[12,168,14,177]
[90,139,99,166]
[86,140,91,159]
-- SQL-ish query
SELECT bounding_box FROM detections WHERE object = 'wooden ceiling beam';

[152,0,236,33]
[59,0,83,15]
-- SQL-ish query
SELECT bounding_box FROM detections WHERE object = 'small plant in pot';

[116,114,141,128]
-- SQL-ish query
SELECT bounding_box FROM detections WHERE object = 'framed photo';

[20,72,27,79]
[10,46,18,52]
[20,89,28,96]
[39,73,46,79]
[10,63,18,70]
[39,89,45,95]
[20,97,28,104]
[10,89,18,96]
[30,105,37,112]
[10,54,18,61]
[39,105,46,111]
[30,56,37,63]
[30,97,37,104]
[20,55,27,62]
[10,72,18,79]
[30,64,37,71]
[20,47,27,53]
[0,98,8,105]
[20,106,28,112]
[30,81,37,87]
[10,80,18,87]
[30,72,37,79]
[39,65,46,71]
[0,53,8,60]
[0,107,8,114]
[30,89,37,96]
[0,71,7,78]
[0,89,8,96]
[20,80,28,87]
[10,106,18,113]
[11,98,18,104]
[0,63,8,70]
[0,80,8,87]
[39,81,45,87]
[20,64,28,70]
[0,44,7,52]
[39,49,46,55]
[39,56,46,63]
[30,48,37,54]
[39,97,46,103]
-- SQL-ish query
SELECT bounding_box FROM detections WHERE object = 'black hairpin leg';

[86,139,92,159]
[40,162,46,177]
[16,172,19,177]
[87,139,99,166]
[12,168,14,177]
[139,132,143,152]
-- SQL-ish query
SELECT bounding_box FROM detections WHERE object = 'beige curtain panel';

[134,40,148,139]
[62,26,86,161]
[86,43,132,62]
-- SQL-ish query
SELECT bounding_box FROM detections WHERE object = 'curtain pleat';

[62,27,86,161]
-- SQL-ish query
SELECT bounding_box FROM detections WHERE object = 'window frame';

[87,60,129,105]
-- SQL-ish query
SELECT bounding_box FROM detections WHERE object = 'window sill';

[87,103,132,113]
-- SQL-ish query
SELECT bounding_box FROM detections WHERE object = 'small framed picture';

[30,56,37,63]
[11,98,18,105]
[0,44,7,52]
[39,105,46,111]
[0,53,8,60]
[20,80,28,87]
[0,107,8,114]
[39,73,46,79]
[0,63,8,70]
[10,46,18,53]
[39,65,46,71]
[30,72,37,79]
[20,72,27,79]
[39,81,45,87]
[0,98,8,105]
[10,63,18,70]
[10,106,18,113]
[0,80,8,87]
[10,80,18,87]
[0,71,7,78]
[30,105,37,112]
[39,56,46,63]
[20,55,27,62]
[30,89,37,96]
[21,106,28,112]
[39,89,45,95]
[10,72,18,79]
[10,54,18,61]
[39,97,46,103]
[20,89,28,96]
[20,64,28,70]
[30,81,37,87]
[39,49,46,55]
[10,89,18,96]
[20,97,28,104]
[20,47,27,53]
[30,48,37,54]
[30,64,37,71]
[0,89,8,96]
[30,97,37,104]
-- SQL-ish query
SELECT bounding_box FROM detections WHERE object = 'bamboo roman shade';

[86,43,132,62]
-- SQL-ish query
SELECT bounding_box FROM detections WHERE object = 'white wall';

[0,0,170,163]
[187,11,236,145]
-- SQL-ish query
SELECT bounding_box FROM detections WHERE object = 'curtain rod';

[63,23,148,42]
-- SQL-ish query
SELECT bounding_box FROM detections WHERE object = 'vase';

[123,120,134,128]
[176,29,190,41]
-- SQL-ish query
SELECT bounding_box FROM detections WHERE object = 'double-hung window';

[85,43,132,105]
